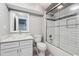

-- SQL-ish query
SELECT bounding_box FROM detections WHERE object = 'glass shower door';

[47,20,55,44]
[46,6,60,47]
[46,19,60,47]
[46,3,79,55]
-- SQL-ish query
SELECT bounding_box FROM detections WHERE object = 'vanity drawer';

[1,47,19,56]
[1,42,19,49]
[20,40,33,46]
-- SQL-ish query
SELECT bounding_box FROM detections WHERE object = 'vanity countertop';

[0,34,34,43]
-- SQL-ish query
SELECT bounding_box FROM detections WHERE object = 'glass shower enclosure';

[46,3,79,55]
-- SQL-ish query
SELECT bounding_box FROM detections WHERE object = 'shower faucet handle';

[49,35,52,38]
[49,35,53,40]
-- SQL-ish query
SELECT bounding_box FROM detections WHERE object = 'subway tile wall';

[47,4,79,55]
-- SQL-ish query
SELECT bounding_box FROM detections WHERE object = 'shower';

[46,3,79,55]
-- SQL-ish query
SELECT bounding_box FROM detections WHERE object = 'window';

[10,10,29,32]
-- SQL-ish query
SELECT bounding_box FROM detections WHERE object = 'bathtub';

[45,42,72,56]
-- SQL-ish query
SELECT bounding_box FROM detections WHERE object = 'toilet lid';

[37,42,46,48]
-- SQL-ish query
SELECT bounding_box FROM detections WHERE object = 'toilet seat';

[37,42,46,48]
[37,42,46,51]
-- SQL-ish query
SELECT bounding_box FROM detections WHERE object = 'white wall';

[0,3,9,36]
[0,3,43,37]
[42,12,47,41]
[29,14,43,35]
[9,3,44,14]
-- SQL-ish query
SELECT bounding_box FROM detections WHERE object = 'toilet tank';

[34,35,42,42]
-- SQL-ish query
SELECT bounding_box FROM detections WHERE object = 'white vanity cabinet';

[0,40,33,56]
[0,42,19,56]
[19,40,33,56]
[1,48,19,56]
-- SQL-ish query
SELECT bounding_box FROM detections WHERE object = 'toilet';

[34,35,47,56]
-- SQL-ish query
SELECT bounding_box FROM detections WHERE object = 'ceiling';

[46,3,73,14]
[39,3,51,10]
[25,3,51,12]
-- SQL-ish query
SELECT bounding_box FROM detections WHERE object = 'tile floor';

[33,47,52,56]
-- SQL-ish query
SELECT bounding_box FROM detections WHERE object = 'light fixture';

[70,5,79,10]
[57,5,63,9]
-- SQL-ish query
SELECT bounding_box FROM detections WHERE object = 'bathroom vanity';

[0,9,33,56]
[0,35,33,56]
[0,9,34,56]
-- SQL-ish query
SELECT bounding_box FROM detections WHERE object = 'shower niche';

[10,10,29,32]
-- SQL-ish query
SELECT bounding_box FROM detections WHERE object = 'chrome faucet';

[49,35,53,40]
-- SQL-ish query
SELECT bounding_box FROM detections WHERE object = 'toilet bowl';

[37,42,47,56]
[34,35,47,56]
